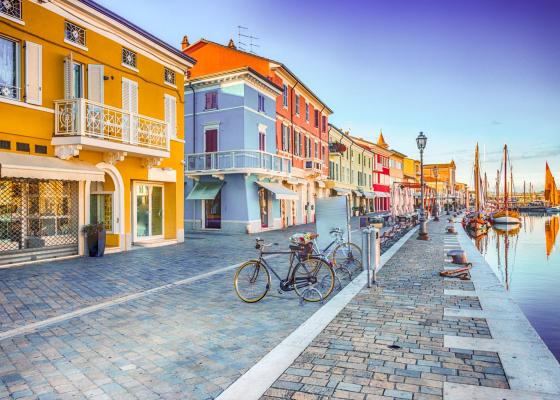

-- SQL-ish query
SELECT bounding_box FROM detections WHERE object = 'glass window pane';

[151,186,163,236]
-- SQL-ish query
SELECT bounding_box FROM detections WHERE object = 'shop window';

[0,36,20,100]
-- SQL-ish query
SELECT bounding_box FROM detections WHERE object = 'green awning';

[256,181,299,200]
[186,181,224,200]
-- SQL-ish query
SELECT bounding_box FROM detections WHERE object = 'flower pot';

[86,229,106,257]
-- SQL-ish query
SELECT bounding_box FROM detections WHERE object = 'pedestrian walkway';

[260,219,510,400]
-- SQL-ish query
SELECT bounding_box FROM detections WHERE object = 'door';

[134,183,163,241]
[204,191,221,229]
[258,188,269,228]
[205,129,218,169]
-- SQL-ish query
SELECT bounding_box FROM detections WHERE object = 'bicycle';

[311,228,362,286]
[234,237,336,303]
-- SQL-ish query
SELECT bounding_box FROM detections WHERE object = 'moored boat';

[545,162,560,214]
[493,145,521,225]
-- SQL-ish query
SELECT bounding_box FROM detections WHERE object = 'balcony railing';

[54,98,169,151]
[185,150,291,175]
[304,158,324,172]
[0,84,20,101]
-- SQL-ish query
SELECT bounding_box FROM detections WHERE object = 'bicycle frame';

[257,248,315,292]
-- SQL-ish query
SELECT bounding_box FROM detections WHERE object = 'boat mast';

[523,181,526,205]
[474,144,480,211]
[504,145,508,211]
[496,169,500,207]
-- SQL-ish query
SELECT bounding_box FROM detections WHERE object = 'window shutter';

[205,92,211,109]
[25,41,42,105]
[122,78,130,111]
[164,94,176,139]
[211,91,217,108]
[88,64,104,103]
[63,54,74,99]
[130,81,138,114]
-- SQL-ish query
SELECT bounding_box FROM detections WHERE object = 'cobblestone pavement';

[262,220,509,400]
[0,218,374,400]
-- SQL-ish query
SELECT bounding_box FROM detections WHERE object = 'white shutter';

[130,81,138,114]
[64,54,74,99]
[88,64,104,103]
[25,41,42,105]
[164,94,176,139]
[122,78,130,111]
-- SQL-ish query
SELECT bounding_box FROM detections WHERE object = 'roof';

[78,0,196,66]
[186,38,332,113]
[351,136,393,157]
[390,149,408,158]
[186,67,283,94]
[377,131,388,148]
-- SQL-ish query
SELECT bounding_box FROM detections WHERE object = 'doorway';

[258,188,269,228]
[133,183,163,241]
[204,190,221,229]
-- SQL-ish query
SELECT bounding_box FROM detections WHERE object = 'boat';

[492,145,521,225]
[545,162,560,213]
[463,143,490,236]
[518,200,547,213]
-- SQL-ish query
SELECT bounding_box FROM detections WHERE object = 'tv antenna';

[237,25,260,54]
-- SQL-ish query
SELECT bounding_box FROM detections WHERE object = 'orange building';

[182,38,332,226]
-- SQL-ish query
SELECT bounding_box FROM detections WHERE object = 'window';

[305,102,309,122]
[322,146,326,160]
[258,93,265,112]
[164,67,176,86]
[314,141,318,159]
[294,131,300,156]
[314,109,319,128]
[90,182,114,232]
[259,131,266,151]
[281,125,290,152]
[322,115,326,133]
[295,95,300,115]
[0,0,22,21]
[66,61,83,99]
[65,21,86,47]
[282,84,288,107]
[122,48,137,69]
[0,36,19,100]
[205,91,218,110]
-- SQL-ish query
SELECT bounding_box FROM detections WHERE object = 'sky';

[97,0,560,190]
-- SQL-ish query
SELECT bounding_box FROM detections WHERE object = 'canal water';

[472,214,560,359]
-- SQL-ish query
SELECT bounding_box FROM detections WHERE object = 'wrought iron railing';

[54,98,168,151]
[0,84,20,101]
[185,150,291,175]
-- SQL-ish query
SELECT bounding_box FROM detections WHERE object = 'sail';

[545,215,559,257]
[545,162,559,206]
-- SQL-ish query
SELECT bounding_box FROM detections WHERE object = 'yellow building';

[423,161,457,211]
[0,0,194,265]
[326,125,374,215]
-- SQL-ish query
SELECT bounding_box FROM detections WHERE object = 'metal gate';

[0,178,79,265]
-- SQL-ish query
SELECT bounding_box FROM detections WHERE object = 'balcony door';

[204,128,218,169]
[133,183,163,242]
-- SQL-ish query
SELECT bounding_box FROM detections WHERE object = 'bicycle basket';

[289,232,314,245]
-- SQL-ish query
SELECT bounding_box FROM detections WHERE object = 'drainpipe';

[290,80,300,223]
[187,82,197,228]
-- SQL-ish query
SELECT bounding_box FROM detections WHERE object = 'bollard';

[371,227,380,284]
[362,227,372,288]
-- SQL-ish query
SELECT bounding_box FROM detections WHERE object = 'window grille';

[0,0,21,20]
[65,21,86,47]
[164,67,176,85]
[122,48,137,69]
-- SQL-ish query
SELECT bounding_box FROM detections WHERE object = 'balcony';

[52,98,169,160]
[304,158,324,174]
[185,150,291,177]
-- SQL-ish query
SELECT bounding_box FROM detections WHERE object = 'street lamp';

[433,165,439,221]
[446,182,451,215]
[416,132,429,240]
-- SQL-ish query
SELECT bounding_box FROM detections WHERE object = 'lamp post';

[446,182,451,215]
[416,132,429,240]
[433,166,439,221]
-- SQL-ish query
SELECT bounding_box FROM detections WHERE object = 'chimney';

[181,35,190,51]
[227,39,236,49]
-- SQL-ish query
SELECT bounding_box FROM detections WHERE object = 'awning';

[256,181,298,200]
[361,191,376,199]
[316,181,325,188]
[375,191,390,198]
[0,152,104,181]
[333,187,352,196]
[186,181,224,200]
[353,190,363,197]
[286,177,305,185]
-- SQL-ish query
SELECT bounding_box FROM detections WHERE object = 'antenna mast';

[237,25,260,54]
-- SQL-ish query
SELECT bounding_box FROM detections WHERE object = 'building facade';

[183,38,332,228]
[424,161,457,212]
[0,0,193,265]
[326,125,375,215]
[183,68,292,233]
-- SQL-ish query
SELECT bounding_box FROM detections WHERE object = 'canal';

[472,213,560,359]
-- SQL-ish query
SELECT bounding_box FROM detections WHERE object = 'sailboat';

[463,143,490,236]
[545,215,559,257]
[545,162,560,213]
[492,145,521,225]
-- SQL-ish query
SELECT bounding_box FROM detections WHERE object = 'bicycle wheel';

[332,242,363,276]
[293,257,335,302]
[234,260,270,303]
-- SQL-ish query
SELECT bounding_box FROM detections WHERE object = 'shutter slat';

[88,64,104,103]
[25,41,42,105]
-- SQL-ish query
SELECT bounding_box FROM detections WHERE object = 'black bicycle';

[234,237,335,303]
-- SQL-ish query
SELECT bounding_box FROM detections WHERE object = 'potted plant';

[82,222,106,257]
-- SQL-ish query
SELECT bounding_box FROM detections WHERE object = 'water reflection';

[470,213,560,359]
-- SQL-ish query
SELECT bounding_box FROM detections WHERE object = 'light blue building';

[184,67,296,233]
